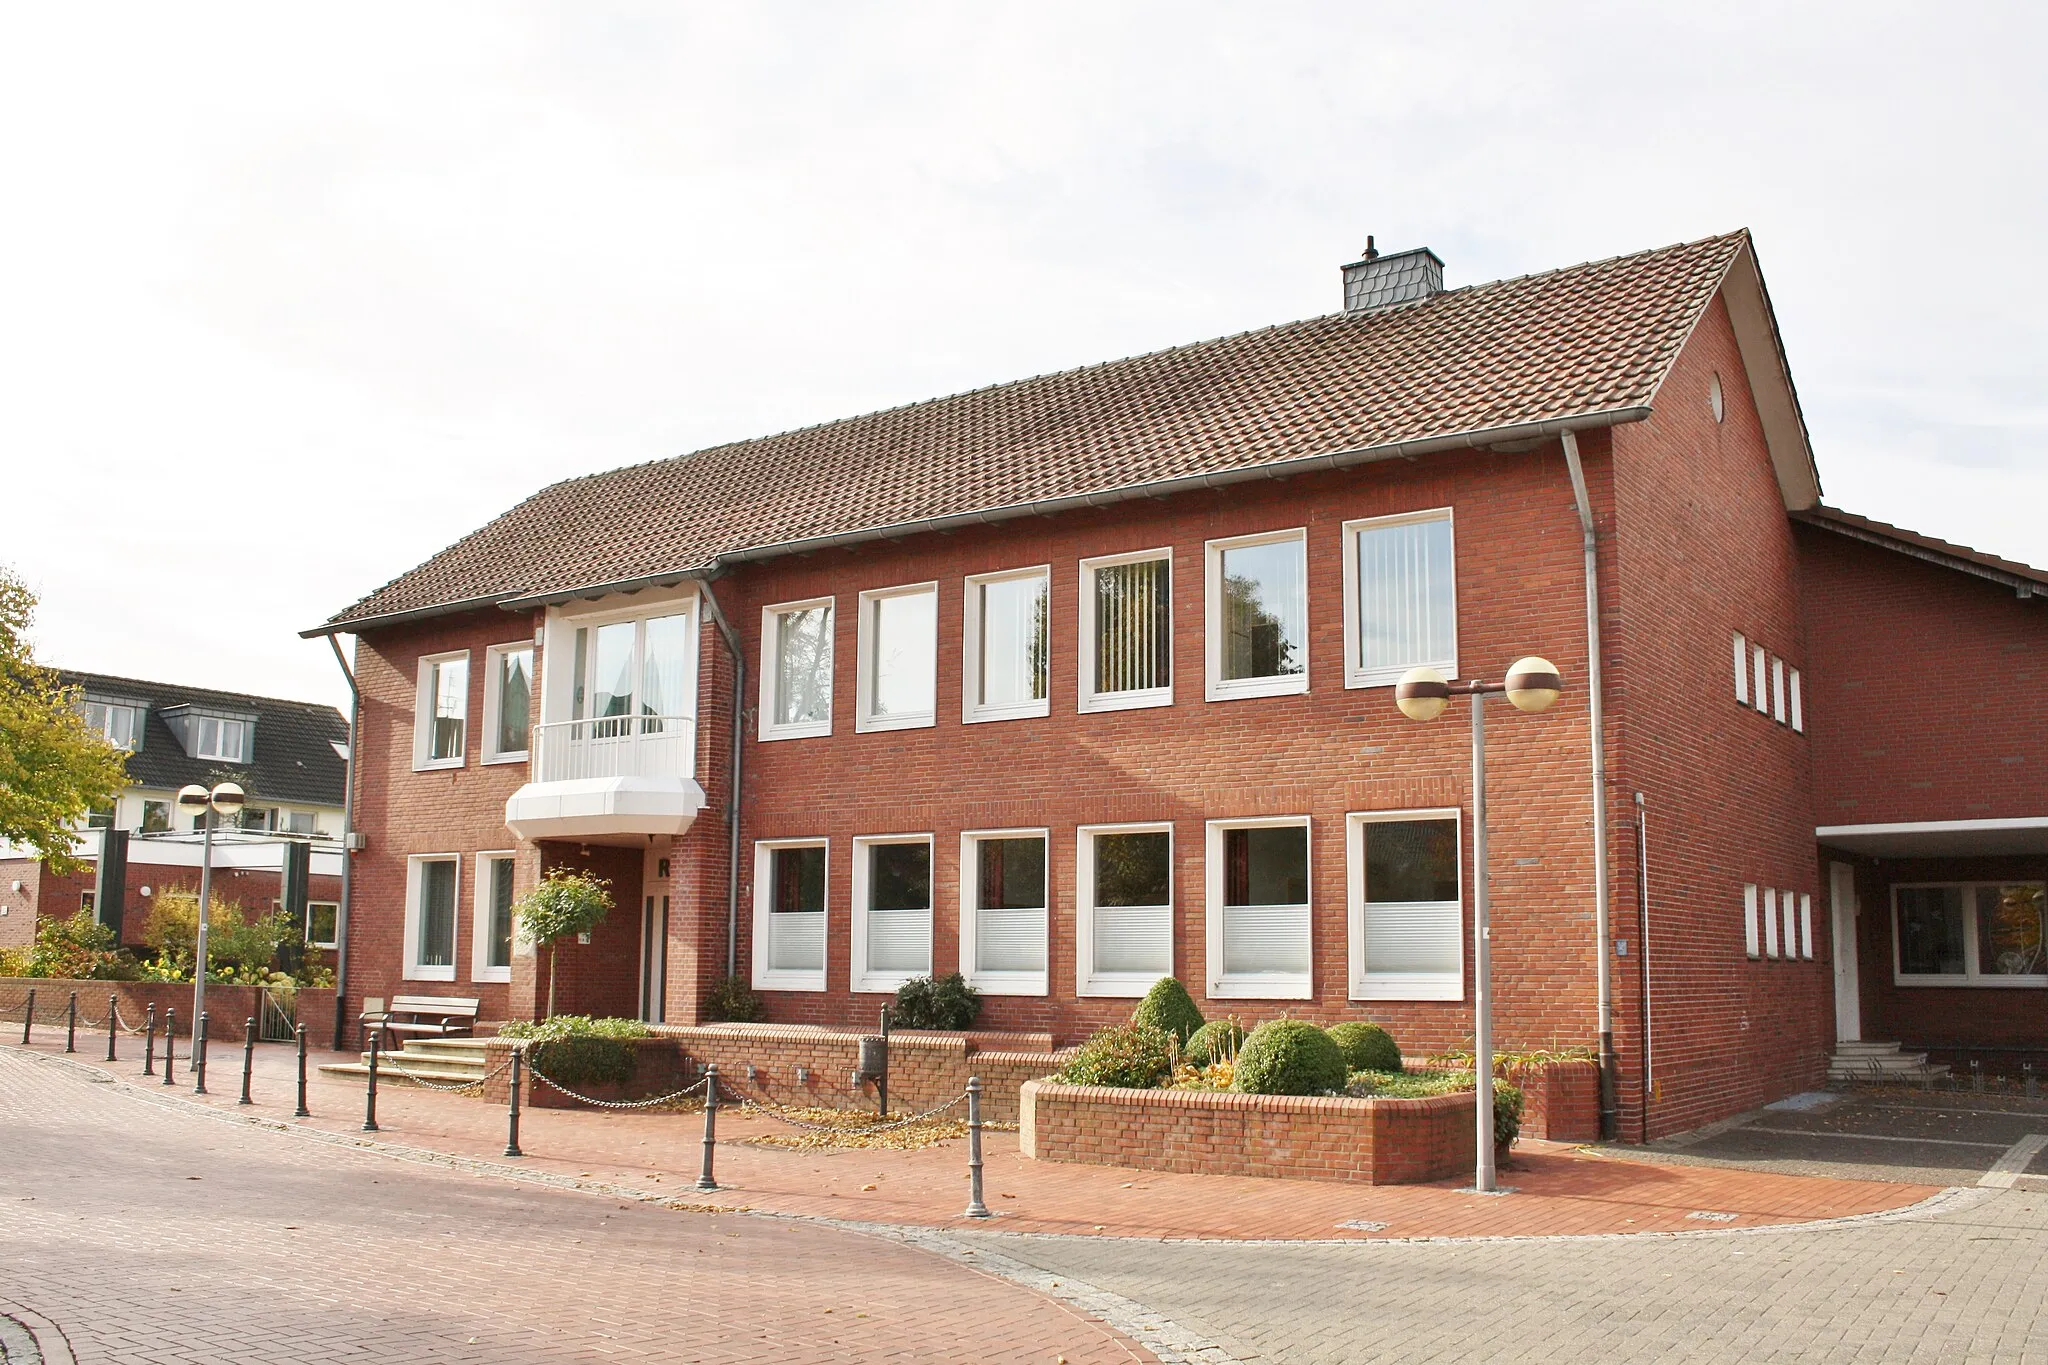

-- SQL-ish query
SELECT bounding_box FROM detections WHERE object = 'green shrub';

[1234,1019,1348,1096]
[892,972,981,1031]
[1184,1017,1246,1066]
[1325,1021,1401,1072]
[1132,977,1204,1045]
[1493,1079,1524,1151]
[28,909,122,980]
[1343,1070,1523,1150]
[706,974,764,1023]
[500,1014,652,1090]
[0,945,31,977]
[1057,1022,1174,1089]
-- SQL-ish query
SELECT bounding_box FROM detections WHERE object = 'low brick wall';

[0,977,334,1043]
[1020,1080,1476,1185]
[479,1037,691,1110]
[1514,1059,1601,1142]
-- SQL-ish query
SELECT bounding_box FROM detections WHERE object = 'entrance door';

[1831,862,1861,1042]
[639,894,669,1024]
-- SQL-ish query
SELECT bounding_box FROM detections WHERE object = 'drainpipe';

[325,633,360,1053]
[691,576,745,981]
[1560,428,1621,1141]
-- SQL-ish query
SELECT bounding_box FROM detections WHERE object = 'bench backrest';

[389,995,482,1018]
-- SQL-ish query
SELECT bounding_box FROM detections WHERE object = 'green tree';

[514,869,614,1018]
[0,567,130,874]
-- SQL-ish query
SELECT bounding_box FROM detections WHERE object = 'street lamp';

[1394,657,1562,1194]
[175,781,244,1067]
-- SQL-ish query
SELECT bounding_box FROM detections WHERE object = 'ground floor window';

[1348,810,1462,1000]
[1206,818,1311,999]
[472,854,515,982]
[853,835,931,992]
[1076,824,1173,996]
[1895,882,2047,986]
[404,855,459,982]
[753,839,828,991]
[305,900,339,950]
[960,830,1048,994]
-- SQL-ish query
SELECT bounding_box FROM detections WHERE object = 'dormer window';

[82,699,142,750]
[192,715,248,761]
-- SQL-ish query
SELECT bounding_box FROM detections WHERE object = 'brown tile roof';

[1793,505,2048,591]
[317,230,1753,633]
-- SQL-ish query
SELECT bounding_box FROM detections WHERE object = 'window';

[404,855,459,981]
[753,839,827,990]
[1206,530,1308,699]
[1343,509,1456,688]
[305,901,338,950]
[483,644,533,761]
[1348,810,1462,1001]
[240,807,274,832]
[1799,892,1814,960]
[1079,550,1172,712]
[80,890,96,914]
[83,700,140,749]
[569,611,693,733]
[1790,669,1804,733]
[1751,645,1768,716]
[1743,884,1760,958]
[1895,883,2047,986]
[1771,657,1787,724]
[1763,887,1780,958]
[85,804,114,830]
[855,584,937,732]
[960,830,1048,993]
[284,810,316,836]
[964,568,1049,723]
[1206,819,1312,998]
[1733,633,1749,705]
[852,836,931,991]
[414,652,469,769]
[1076,825,1174,996]
[759,599,834,741]
[192,715,248,762]
[472,854,515,982]
[140,800,170,834]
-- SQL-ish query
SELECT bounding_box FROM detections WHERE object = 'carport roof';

[1817,817,2048,859]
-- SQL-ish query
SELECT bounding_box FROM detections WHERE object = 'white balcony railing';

[532,715,697,784]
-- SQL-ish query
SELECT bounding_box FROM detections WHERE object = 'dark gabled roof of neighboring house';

[59,671,349,808]
[316,228,1816,635]
[1793,505,2048,598]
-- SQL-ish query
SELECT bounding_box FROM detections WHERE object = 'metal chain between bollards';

[374,1054,514,1094]
[738,1090,966,1134]
[520,1054,712,1111]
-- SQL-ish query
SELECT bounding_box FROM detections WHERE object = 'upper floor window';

[414,652,469,769]
[1895,883,2046,986]
[83,700,141,749]
[964,568,1049,724]
[1343,510,1456,688]
[140,799,170,834]
[283,809,316,836]
[570,612,692,731]
[759,599,833,741]
[1206,818,1312,999]
[1079,550,1172,713]
[190,714,248,761]
[1206,529,1307,700]
[855,584,936,733]
[483,644,533,762]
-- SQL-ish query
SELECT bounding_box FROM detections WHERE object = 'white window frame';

[1892,881,2048,988]
[1743,883,1760,958]
[481,643,534,764]
[84,700,141,749]
[304,900,339,951]
[962,566,1052,725]
[1205,528,1310,702]
[854,583,938,734]
[1732,632,1749,705]
[1204,815,1313,1000]
[403,854,461,982]
[1078,548,1174,713]
[470,852,516,983]
[1076,822,1175,998]
[191,714,248,762]
[752,837,829,992]
[413,650,470,771]
[1341,507,1457,689]
[1763,887,1780,958]
[850,834,933,993]
[1752,645,1769,716]
[757,597,835,742]
[1771,656,1787,724]
[958,827,1050,996]
[1799,892,1814,960]
[1347,808,1463,1002]
[1790,668,1805,733]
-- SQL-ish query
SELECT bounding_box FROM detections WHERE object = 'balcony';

[504,715,707,844]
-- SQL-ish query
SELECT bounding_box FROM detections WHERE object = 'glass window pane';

[979,574,1048,706]
[1094,558,1171,695]
[1364,820,1459,902]
[1896,887,1966,975]
[640,614,690,723]
[430,659,467,760]
[1220,538,1305,681]
[772,846,827,913]
[870,591,936,717]
[591,621,635,726]
[869,843,931,912]
[1094,832,1170,907]
[488,860,515,968]
[141,800,169,834]
[419,861,456,967]
[306,902,338,948]
[494,648,532,754]
[1356,517,1454,672]
[1224,826,1308,906]
[979,838,1046,910]
[1978,885,2046,976]
[774,606,833,725]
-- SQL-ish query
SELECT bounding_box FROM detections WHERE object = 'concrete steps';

[318,1037,493,1087]
[1828,1040,1950,1084]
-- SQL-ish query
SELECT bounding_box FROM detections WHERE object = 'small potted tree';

[513,869,613,1018]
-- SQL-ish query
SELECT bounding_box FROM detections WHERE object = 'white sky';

[3,3,2042,714]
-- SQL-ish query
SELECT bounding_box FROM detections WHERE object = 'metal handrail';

[531,714,697,783]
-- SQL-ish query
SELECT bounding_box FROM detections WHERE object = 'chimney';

[1341,235,1445,314]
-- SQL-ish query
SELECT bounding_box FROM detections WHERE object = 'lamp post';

[174,781,245,1073]
[1394,657,1562,1194]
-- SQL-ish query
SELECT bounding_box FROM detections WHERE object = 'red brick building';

[307,231,2046,1140]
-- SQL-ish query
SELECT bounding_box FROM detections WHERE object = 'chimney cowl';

[1341,242,1444,315]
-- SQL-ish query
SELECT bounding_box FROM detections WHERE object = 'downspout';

[1635,790,1654,1143]
[325,633,360,1053]
[691,576,745,980]
[1560,428,1621,1141]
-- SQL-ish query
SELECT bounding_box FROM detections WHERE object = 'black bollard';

[504,1046,524,1158]
[963,1076,990,1219]
[239,1016,256,1105]
[362,1029,380,1132]
[696,1064,720,1192]
[294,1025,309,1118]
[106,994,118,1062]
[143,1004,157,1077]
[878,1006,891,1118]
[65,991,77,1053]
[193,1012,210,1095]
[20,987,33,1045]
[162,1008,176,1086]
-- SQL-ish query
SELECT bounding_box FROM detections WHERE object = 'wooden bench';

[360,995,481,1048]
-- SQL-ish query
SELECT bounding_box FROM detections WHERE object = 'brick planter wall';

[1019,1080,1476,1185]
[1513,1059,1601,1142]
[0,978,335,1043]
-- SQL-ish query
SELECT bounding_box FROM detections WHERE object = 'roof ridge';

[57,669,347,718]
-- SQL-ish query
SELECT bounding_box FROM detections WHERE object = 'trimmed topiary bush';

[1184,1017,1247,1067]
[1325,1021,1401,1073]
[892,972,981,1031]
[1132,977,1204,1045]
[1234,1019,1348,1096]
[1057,1022,1175,1089]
